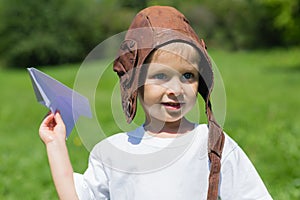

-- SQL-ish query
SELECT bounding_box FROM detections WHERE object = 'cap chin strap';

[206,100,225,200]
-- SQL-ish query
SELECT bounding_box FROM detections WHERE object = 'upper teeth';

[168,103,178,105]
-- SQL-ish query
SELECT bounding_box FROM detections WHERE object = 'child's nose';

[165,77,183,96]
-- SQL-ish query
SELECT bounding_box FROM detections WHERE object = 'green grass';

[0,48,300,199]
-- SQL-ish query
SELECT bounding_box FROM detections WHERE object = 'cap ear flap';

[113,39,138,123]
[205,100,225,200]
[114,40,138,76]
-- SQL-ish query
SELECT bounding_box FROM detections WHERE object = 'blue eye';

[182,73,194,80]
[153,73,167,80]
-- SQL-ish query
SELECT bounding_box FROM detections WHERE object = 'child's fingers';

[40,112,55,129]
[54,111,66,134]
[39,113,56,143]
[39,111,66,143]
[54,111,63,123]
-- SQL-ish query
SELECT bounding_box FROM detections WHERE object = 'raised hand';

[39,111,66,144]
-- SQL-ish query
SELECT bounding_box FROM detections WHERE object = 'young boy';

[39,6,272,200]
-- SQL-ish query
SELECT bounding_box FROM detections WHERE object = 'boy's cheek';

[182,83,199,94]
[144,84,164,91]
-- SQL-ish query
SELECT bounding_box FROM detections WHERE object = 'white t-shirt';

[73,124,272,200]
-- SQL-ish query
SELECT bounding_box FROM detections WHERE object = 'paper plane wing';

[27,67,92,138]
[28,68,50,107]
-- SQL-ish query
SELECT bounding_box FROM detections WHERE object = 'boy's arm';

[39,112,79,200]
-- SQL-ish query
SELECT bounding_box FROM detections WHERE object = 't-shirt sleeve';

[219,135,273,200]
[73,145,110,200]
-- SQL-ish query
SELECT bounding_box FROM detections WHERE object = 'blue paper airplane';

[28,67,92,138]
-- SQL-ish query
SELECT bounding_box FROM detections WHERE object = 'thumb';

[54,112,66,134]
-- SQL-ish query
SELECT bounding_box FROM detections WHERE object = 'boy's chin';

[148,115,185,124]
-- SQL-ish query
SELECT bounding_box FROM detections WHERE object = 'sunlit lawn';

[0,48,299,199]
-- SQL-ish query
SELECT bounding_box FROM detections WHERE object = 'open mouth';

[161,102,183,109]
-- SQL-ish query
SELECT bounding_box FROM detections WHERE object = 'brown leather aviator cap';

[113,6,213,123]
[113,6,225,200]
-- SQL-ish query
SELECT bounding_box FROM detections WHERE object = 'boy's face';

[140,50,199,124]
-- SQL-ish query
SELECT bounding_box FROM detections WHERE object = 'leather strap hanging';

[206,101,225,200]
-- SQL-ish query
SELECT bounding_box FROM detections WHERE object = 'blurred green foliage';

[258,0,300,45]
[0,0,136,68]
[0,0,101,67]
[0,0,299,68]
[180,0,300,49]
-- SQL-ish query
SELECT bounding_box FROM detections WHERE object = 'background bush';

[180,0,300,49]
[0,0,136,68]
[0,0,299,68]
